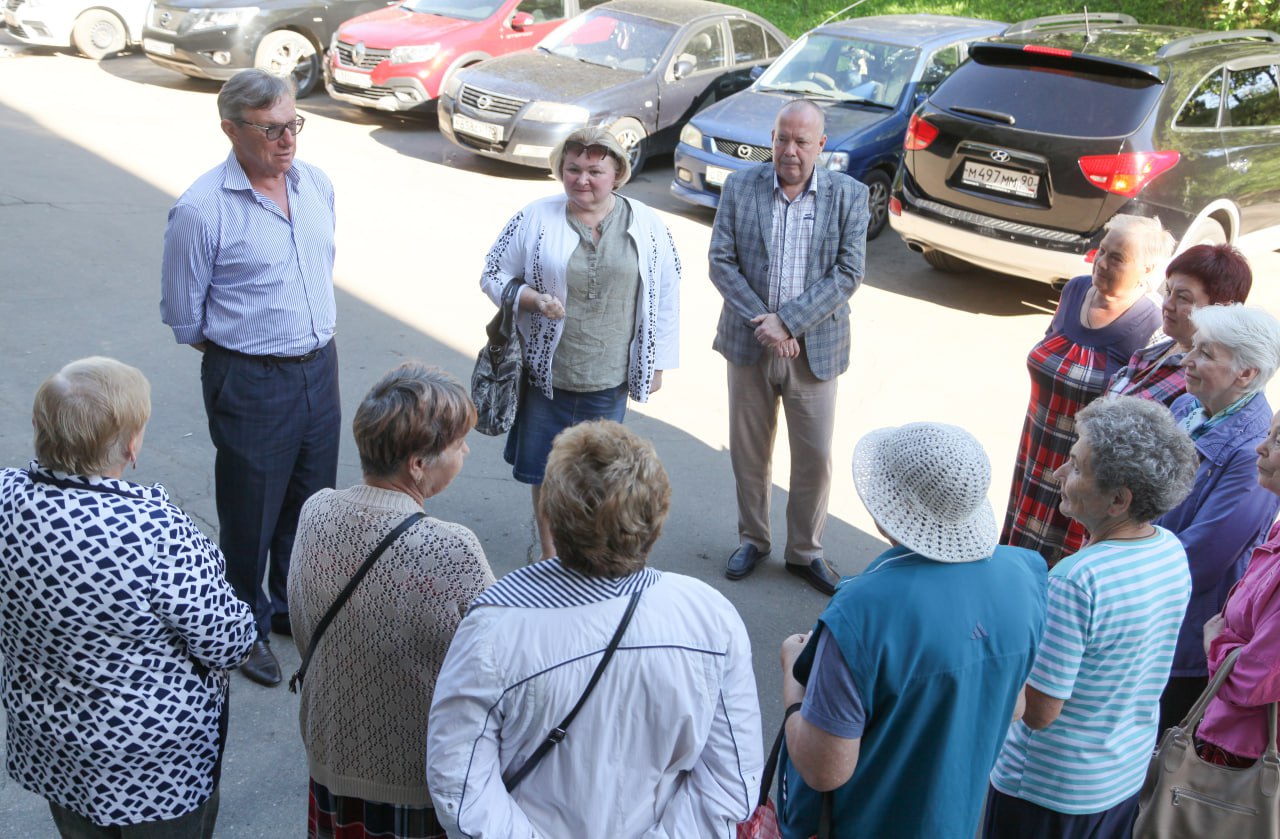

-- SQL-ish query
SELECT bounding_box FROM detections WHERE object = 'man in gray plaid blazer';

[709,99,868,596]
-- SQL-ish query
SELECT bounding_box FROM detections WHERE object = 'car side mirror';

[673,59,695,80]
[510,11,534,30]
[750,65,765,80]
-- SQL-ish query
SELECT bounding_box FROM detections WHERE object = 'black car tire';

[863,170,891,240]
[921,248,973,273]
[256,30,321,98]
[610,118,648,175]
[72,9,127,60]
[1180,216,1228,249]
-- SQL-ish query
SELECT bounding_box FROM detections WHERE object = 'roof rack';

[1004,12,1137,38]
[1158,29,1280,58]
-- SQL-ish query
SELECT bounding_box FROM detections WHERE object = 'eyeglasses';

[564,140,614,162]
[236,117,305,140]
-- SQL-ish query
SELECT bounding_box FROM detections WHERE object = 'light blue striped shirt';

[990,527,1191,814]
[160,152,336,356]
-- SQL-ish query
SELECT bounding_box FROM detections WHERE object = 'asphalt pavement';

[2,35,1279,838]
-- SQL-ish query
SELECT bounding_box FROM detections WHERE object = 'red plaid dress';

[1002,276,1160,565]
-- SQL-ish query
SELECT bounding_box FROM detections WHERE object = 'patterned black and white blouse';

[0,462,256,826]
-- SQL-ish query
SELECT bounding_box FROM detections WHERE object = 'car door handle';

[1230,157,1251,173]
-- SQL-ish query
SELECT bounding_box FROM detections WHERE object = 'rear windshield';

[930,59,1164,137]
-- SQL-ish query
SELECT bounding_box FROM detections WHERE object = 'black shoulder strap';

[288,512,426,693]
[26,469,147,501]
[503,589,642,792]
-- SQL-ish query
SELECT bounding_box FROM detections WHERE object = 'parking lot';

[3,32,1280,836]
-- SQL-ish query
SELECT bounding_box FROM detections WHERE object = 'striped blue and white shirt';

[160,152,336,357]
[990,527,1191,814]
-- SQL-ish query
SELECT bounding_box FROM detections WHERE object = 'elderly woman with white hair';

[777,423,1047,839]
[0,357,256,838]
[1003,215,1173,565]
[986,397,1199,838]
[1153,304,1280,731]
[480,126,680,561]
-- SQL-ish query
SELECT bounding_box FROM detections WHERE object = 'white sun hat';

[852,422,997,563]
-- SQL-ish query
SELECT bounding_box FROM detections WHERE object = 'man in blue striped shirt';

[160,69,340,687]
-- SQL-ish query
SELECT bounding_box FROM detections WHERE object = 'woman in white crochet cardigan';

[288,362,494,839]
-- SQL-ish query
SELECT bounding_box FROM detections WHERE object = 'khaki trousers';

[727,351,837,564]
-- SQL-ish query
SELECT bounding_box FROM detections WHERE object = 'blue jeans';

[48,788,219,839]
[504,382,627,484]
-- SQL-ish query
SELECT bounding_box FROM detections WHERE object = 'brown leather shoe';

[240,640,282,687]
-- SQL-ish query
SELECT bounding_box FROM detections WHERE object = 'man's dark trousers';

[200,340,340,637]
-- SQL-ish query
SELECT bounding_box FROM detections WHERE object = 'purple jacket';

[1156,391,1280,677]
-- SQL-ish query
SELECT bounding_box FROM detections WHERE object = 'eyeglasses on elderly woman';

[236,117,305,140]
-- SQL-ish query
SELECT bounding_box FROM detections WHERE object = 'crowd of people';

[4,66,1280,839]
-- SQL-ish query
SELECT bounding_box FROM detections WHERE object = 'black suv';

[889,13,1280,285]
[142,0,394,97]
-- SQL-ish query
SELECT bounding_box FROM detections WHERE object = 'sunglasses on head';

[564,141,613,162]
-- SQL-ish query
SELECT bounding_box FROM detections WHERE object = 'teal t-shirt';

[990,528,1191,814]
[778,545,1048,839]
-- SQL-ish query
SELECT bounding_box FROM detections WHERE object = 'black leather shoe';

[270,612,292,637]
[240,640,282,687]
[786,558,841,596]
[725,544,768,580]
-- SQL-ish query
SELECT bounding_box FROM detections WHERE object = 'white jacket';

[479,193,680,402]
[427,561,762,838]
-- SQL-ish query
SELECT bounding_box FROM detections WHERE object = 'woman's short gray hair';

[217,69,295,122]
[1075,396,1197,523]
[1190,303,1280,394]
[32,357,151,477]
[549,126,632,189]
[1103,214,1175,273]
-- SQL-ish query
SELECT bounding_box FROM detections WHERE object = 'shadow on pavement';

[0,93,882,835]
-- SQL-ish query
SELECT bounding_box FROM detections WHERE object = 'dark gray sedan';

[438,0,789,171]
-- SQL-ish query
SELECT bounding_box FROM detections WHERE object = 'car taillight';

[904,114,938,151]
[1078,151,1181,197]
[889,196,902,216]
[1024,44,1073,58]
[1084,249,1098,264]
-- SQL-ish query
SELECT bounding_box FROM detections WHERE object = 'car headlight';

[679,123,703,149]
[523,101,590,123]
[186,6,259,31]
[390,43,440,64]
[820,150,849,172]
[330,31,339,51]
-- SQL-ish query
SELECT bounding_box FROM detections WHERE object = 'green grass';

[742,0,1260,39]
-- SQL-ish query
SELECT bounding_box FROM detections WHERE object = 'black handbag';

[471,279,524,437]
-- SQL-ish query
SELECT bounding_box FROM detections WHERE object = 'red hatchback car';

[327,0,601,111]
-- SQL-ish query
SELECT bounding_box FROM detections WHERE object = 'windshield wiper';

[834,96,892,109]
[950,106,1016,125]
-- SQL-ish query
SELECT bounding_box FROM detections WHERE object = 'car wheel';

[610,118,648,175]
[255,30,320,98]
[921,248,972,273]
[863,170,891,240]
[1181,216,1228,249]
[72,9,127,60]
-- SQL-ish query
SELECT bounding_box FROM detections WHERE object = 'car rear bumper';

[890,204,1093,284]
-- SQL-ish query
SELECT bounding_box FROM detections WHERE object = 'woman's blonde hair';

[32,357,151,476]
[539,420,669,577]
[549,126,632,189]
